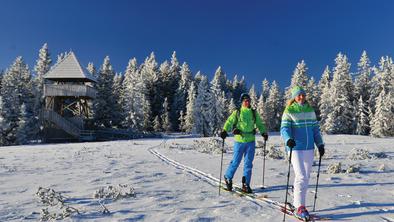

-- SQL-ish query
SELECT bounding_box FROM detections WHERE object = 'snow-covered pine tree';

[184,82,197,133]
[248,84,258,109]
[266,81,283,131]
[168,51,181,129]
[355,96,370,135]
[257,94,269,130]
[319,66,332,132]
[122,58,144,131]
[94,56,117,128]
[15,103,30,145]
[86,62,97,77]
[210,67,228,135]
[306,77,319,112]
[232,75,247,107]
[324,53,355,134]
[285,60,309,100]
[56,52,67,63]
[261,78,270,102]
[172,62,192,131]
[212,66,227,92]
[179,110,186,132]
[194,71,203,90]
[140,52,158,131]
[0,96,6,145]
[227,97,236,117]
[370,91,392,137]
[193,75,214,136]
[112,73,124,128]
[370,56,393,114]
[161,97,172,132]
[354,50,371,103]
[153,115,162,132]
[32,43,52,138]
[1,57,34,145]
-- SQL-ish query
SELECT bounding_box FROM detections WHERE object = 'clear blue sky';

[1,0,393,89]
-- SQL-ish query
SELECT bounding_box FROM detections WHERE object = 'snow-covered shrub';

[348,148,372,160]
[346,164,361,173]
[256,144,284,159]
[193,138,228,154]
[36,187,79,221]
[93,184,136,200]
[378,164,386,172]
[327,162,342,174]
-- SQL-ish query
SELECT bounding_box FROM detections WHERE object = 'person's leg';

[243,141,256,185]
[301,149,315,203]
[225,142,245,180]
[291,150,307,208]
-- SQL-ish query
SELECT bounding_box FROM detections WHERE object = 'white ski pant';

[289,149,314,208]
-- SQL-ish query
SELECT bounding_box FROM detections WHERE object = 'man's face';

[242,98,250,107]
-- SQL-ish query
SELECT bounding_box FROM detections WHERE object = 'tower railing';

[43,84,96,98]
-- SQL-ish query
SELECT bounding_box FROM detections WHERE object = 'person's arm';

[223,110,237,133]
[280,108,294,144]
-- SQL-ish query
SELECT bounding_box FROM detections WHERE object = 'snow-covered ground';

[0,134,393,221]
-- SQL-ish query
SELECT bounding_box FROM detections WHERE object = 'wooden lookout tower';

[42,52,97,142]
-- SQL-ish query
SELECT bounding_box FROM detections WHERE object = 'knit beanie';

[291,86,306,98]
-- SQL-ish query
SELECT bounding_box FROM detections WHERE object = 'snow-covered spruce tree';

[248,84,258,109]
[210,68,228,134]
[324,53,355,134]
[285,60,309,100]
[122,58,144,131]
[232,75,247,107]
[0,96,6,145]
[153,115,162,132]
[184,82,197,133]
[370,91,392,137]
[266,81,283,131]
[257,94,269,130]
[172,62,192,131]
[194,71,203,90]
[179,110,186,132]
[56,52,67,63]
[168,52,181,130]
[1,57,34,145]
[306,77,319,113]
[354,50,371,104]
[140,52,159,131]
[261,78,270,103]
[94,56,117,128]
[193,75,214,137]
[86,62,97,77]
[212,66,227,93]
[370,56,393,113]
[112,73,124,128]
[355,96,370,135]
[319,66,332,131]
[32,43,52,138]
[161,97,172,132]
[227,97,236,117]
[15,103,30,145]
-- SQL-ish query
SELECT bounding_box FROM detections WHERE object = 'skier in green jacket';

[220,93,268,193]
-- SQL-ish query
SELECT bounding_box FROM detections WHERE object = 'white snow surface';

[0,134,394,221]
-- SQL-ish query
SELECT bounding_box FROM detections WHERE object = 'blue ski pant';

[225,141,256,185]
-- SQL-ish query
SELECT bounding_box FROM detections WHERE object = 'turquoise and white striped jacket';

[280,102,324,151]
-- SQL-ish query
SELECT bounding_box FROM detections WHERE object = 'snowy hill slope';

[0,135,393,221]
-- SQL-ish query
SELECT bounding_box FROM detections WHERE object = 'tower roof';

[44,51,97,82]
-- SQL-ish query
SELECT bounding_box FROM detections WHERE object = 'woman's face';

[295,93,306,104]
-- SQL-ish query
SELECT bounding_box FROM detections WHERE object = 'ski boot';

[224,176,232,191]
[241,176,253,193]
[294,205,310,221]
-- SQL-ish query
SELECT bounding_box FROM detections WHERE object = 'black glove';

[318,144,325,157]
[262,133,268,141]
[220,131,228,140]
[232,128,241,135]
[286,139,296,148]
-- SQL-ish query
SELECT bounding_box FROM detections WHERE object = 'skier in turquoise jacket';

[280,86,325,220]
[220,93,268,193]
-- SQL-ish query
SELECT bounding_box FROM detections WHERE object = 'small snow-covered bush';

[193,138,229,154]
[36,187,79,221]
[348,148,372,160]
[378,164,386,172]
[256,144,284,159]
[346,164,361,173]
[93,184,136,200]
[327,162,342,174]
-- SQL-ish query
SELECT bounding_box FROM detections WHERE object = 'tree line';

[0,44,393,146]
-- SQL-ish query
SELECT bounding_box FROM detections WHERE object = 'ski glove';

[232,128,241,135]
[286,139,296,148]
[318,144,325,157]
[261,133,268,141]
[220,131,228,140]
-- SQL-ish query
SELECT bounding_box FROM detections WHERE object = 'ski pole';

[219,138,225,196]
[313,154,322,212]
[262,139,267,189]
[283,147,293,222]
